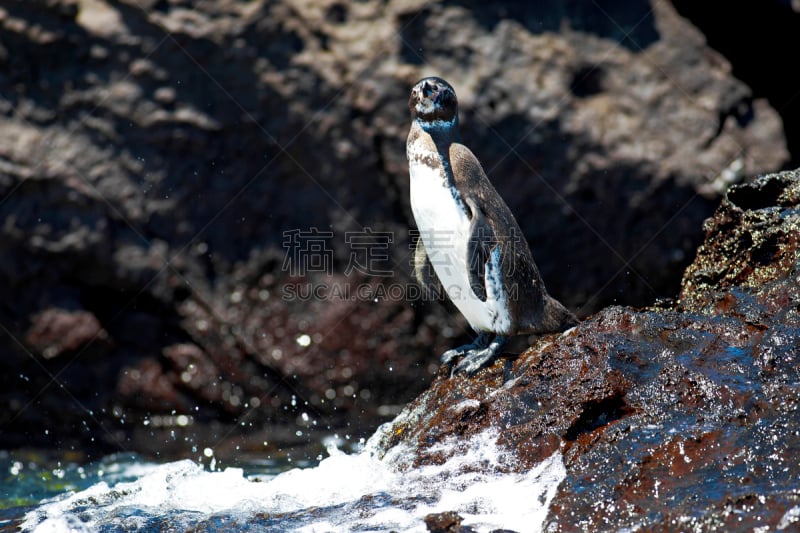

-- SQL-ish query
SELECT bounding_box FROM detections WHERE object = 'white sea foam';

[22,429,565,533]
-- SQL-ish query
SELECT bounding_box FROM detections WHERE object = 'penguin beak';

[421,81,434,98]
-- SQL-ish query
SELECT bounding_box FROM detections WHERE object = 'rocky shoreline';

[0,0,794,469]
[373,169,800,530]
[1,1,799,528]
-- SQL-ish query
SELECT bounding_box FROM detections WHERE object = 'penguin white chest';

[409,159,511,333]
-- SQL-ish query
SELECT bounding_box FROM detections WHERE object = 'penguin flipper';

[464,197,494,302]
[413,237,444,300]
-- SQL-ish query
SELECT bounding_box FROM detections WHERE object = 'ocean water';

[10,424,565,533]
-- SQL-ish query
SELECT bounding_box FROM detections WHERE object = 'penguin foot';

[442,334,508,376]
[440,332,491,365]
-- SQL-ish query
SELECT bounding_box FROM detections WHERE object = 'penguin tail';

[541,294,579,332]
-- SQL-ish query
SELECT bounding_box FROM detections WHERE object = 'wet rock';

[371,169,800,529]
[0,0,791,453]
[679,170,800,311]
[424,511,470,533]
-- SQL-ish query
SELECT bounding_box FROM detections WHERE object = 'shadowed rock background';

[0,0,794,456]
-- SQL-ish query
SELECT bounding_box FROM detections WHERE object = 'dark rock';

[424,511,465,533]
[117,357,185,413]
[0,0,791,453]
[24,307,110,359]
[370,169,800,530]
[671,0,800,170]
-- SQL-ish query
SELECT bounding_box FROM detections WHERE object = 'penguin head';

[409,77,458,126]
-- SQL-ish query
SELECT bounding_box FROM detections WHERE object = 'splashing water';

[20,428,565,532]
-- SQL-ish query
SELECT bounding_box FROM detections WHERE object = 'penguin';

[406,76,578,375]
